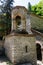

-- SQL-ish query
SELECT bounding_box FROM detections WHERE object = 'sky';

[14,0,40,8]
[0,0,40,8]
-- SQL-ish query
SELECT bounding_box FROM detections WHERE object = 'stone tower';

[4,6,37,65]
[11,6,32,34]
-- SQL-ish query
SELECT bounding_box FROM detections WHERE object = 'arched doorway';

[36,43,42,61]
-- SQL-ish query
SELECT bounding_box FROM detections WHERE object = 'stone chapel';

[0,6,43,65]
[4,6,37,65]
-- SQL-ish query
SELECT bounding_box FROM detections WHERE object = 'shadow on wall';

[0,36,5,56]
[11,29,28,34]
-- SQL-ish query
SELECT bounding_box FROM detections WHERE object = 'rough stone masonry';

[4,6,37,65]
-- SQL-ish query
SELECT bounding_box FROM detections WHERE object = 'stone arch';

[36,43,42,61]
[12,14,26,30]
[15,16,21,30]
[11,6,29,31]
[14,14,24,19]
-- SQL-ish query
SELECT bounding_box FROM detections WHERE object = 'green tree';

[28,2,31,12]
[31,0,43,16]
[0,0,14,35]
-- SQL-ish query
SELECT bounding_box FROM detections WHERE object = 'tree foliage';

[0,0,14,36]
[28,2,31,12]
[31,0,43,16]
[0,0,14,13]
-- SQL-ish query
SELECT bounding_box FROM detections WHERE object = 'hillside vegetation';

[29,0,43,33]
[31,0,43,16]
[30,14,43,33]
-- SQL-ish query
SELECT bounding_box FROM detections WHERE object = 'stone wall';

[35,35,43,62]
[4,35,37,65]
[31,29,43,62]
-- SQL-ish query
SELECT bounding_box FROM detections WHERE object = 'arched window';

[36,43,42,61]
[15,16,21,29]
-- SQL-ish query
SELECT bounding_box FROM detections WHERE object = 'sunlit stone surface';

[4,6,37,65]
